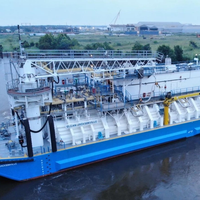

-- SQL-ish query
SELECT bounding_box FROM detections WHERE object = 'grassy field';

[0,34,40,51]
[1,33,200,59]
[71,34,200,59]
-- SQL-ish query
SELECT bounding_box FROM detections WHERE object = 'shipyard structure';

[1,22,200,36]
[109,22,200,35]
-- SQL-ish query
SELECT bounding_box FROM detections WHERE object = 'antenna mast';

[17,25,23,56]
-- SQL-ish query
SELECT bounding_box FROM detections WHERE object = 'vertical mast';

[17,25,23,56]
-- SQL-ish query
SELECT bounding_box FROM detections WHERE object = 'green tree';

[143,44,151,51]
[56,34,70,44]
[30,42,35,47]
[174,45,183,61]
[132,42,151,51]
[38,33,79,50]
[93,43,104,49]
[84,42,113,50]
[38,34,56,49]
[0,45,3,53]
[189,41,198,48]
[71,38,79,46]
[157,45,175,60]
[22,40,30,48]
[55,34,79,49]
[57,39,71,49]
[84,44,93,50]
[103,42,114,50]
[132,42,143,51]
[24,28,32,32]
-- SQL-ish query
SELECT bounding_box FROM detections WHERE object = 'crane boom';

[114,10,121,25]
[163,92,200,125]
[110,10,121,25]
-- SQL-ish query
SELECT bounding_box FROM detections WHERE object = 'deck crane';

[163,92,200,125]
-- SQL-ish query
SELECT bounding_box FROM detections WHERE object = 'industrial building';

[136,22,183,33]
[109,22,188,35]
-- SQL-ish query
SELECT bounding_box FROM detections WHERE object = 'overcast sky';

[1,0,200,26]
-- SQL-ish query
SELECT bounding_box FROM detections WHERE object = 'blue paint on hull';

[0,120,200,181]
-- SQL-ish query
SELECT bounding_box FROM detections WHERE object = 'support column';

[26,105,43,147]
[101,118,110,139]
[23,118,33,157]
[48,115,57,152]
[123,81,125,103]
[139,117,143,131]
[190,98,199,119]
[91,124,96,141]
[144,106,153,128]
[164,106,169,125]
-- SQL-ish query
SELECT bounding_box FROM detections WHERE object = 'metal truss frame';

[26,56,159,79]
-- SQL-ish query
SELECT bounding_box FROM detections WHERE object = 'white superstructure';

[5,50,200,150]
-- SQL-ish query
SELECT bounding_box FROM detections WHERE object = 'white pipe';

[15,112,19,137]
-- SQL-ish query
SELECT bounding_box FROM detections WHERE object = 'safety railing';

[20,50,161,60]
[6,78,51,91]
[126,86,200,101]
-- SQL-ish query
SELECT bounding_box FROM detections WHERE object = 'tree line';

[21,34,79,49]
[131,41,187,62]
[1,33,199,62]
[35,34,188,62]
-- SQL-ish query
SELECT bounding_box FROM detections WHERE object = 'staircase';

[156,52,164,62]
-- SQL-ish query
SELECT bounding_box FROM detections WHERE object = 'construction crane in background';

[110,10,121,25]
[108,10,121,35]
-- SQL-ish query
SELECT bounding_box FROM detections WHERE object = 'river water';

[0,59,200,200]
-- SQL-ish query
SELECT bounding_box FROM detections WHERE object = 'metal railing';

[24,50,160,59]
[126,86,200,101]
[2,50,163,60]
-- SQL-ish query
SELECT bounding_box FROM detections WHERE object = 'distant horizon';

[1,0,200,26]
[0,21,199,27]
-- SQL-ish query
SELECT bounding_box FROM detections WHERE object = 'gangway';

[17,50,163,79]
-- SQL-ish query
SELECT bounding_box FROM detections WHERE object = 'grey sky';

[1,0,200,26]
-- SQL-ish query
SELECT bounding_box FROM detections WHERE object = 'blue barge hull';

[0,119,200,181]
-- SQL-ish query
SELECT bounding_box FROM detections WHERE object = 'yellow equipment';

[163,92,200,125]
